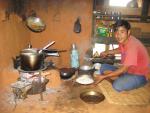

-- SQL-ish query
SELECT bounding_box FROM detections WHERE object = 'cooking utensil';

[90,58,114,64]
[20,48,45,71]
[12,56,21,69]
[79,65,95,75]
[39,41,55,53]
[19,41,61,71]
[80,89,105,104]
[59,68,76,79]
[42,49,67,57]
[43,41,55,49]
[80,65,93,71]
[42,49,67,53]
[26,16,46,32]
[20,48,60,71]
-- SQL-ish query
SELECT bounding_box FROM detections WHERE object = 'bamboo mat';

[98,80,150,105]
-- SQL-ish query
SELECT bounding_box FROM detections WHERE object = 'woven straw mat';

[98,80,150,105]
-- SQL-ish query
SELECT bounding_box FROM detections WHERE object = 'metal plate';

[80,90,105,104]
[26,17,46,32]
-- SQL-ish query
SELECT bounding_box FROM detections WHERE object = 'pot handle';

[42,41,55,50]
[39,41,55,53]
[45,52,60,57]
[12,56,21,69]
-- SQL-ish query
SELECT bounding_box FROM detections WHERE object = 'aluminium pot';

[19,41,59,71]
[78,65,95,75]
[20,48,45,71]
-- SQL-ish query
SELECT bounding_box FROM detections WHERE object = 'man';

[95,20,150,92]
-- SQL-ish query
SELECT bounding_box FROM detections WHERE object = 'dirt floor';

[0,80,150,113]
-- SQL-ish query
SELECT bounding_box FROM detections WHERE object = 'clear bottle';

[70,43,79,68]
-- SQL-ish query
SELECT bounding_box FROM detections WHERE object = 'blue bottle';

[71,43,79,68]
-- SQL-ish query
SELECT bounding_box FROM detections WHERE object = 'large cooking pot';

[20,48,45,71]
[19,41,58,71]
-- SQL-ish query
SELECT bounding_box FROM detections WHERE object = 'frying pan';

[80,89,105,104]
[26,16,46,32]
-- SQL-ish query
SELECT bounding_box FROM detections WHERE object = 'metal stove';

[11,63,51,101]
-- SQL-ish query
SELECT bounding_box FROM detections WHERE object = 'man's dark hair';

[113,20,131,32]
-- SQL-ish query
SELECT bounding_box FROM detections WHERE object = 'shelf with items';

[93,10,150,23]
[93,11,121,20]
[92,10,120,60]
[94,20,114,37]
[93,0,150,23]
[92,10,150,45]
[92,11,118,45]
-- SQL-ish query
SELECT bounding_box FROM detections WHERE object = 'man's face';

[114,26,130,44]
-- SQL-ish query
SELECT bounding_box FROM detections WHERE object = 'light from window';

[109,0,132,7]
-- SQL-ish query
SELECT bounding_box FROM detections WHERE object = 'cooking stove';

[11,62,54,101]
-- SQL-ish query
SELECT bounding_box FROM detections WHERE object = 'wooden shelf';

[93,36,150,47]
[94,13,150,23]
[92,0,150,47]
[92,36,118,44]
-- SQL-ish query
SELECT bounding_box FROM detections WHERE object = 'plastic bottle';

[70,43,79,68]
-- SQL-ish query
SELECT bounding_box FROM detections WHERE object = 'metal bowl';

[26,17,46,32]
[79,65,95,75]
[59,68,76,79]
[80,89,105,104]
[80,65,93,71]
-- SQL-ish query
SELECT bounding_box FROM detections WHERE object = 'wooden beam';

[141,0,149,21]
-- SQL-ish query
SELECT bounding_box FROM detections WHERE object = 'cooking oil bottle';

[70,43,79,68]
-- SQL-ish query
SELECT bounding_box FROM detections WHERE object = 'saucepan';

[19,41,60,71]
[20,48,45,71]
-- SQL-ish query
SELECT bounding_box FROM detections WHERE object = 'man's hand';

[100,51,109,58]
